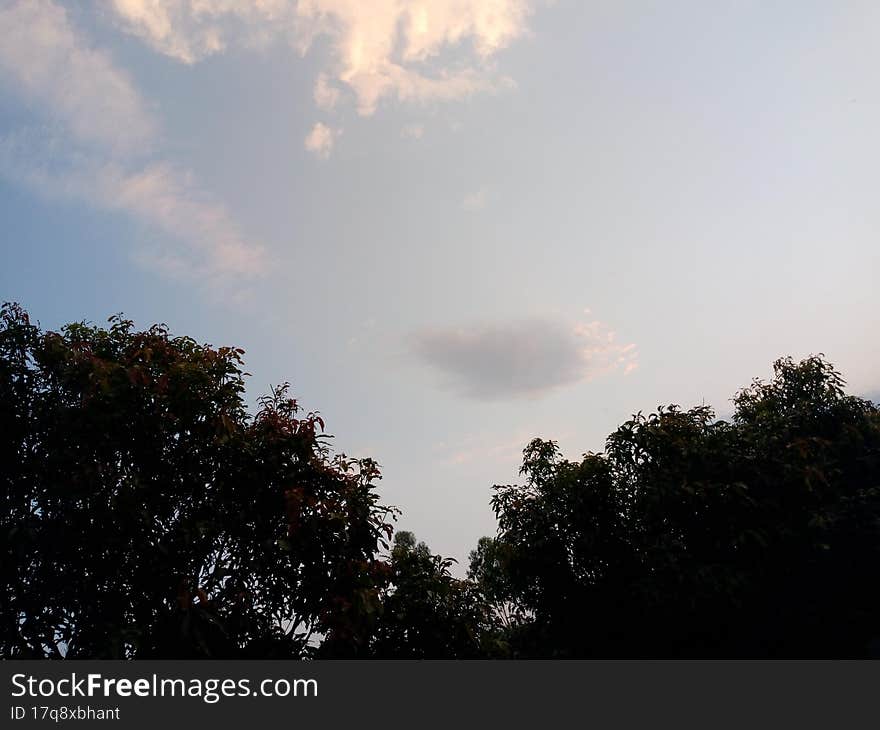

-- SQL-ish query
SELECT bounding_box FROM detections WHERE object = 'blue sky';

[1,0,878,565]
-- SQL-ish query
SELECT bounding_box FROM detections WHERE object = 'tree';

[6,301,879,659]
[488,356,880,657]
[467,537,520,636]
[0,303,395,658]
[352,531,504,658]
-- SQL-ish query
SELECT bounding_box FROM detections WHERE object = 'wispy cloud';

[410,313,638,400]
[0,0,265,282]
[304,121,340,158]
[401,123,425,140]
[461,186,489,211]
[0,0,155,154]
[437,430,533,467]
[106,0,294,64]
[105,0,534,116]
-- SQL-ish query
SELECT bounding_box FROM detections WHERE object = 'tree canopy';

[0,303,394,658]
[331,530,497,658]
[3,303,879,658]
[488,356,880,657]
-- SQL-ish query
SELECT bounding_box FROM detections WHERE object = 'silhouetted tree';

[487,356,880,657]
[355,531,503,658]
[467,537,520,636]
[0,303,395,658]
[6,301,879,659]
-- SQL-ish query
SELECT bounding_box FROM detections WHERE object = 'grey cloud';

[410,316,637,400]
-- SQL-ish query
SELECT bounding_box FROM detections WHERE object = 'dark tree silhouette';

[348,530,503,658]
[4,301,879,659]
[485,356,880,657]
[0,303,395,658]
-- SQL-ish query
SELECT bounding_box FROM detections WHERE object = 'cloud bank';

[411,314,638,400]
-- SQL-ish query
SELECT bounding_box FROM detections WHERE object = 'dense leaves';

[356,531,503,658]
[4,301,880,658]
[488,356,880,657]
[0,303,395,658]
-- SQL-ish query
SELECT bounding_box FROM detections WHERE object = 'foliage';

[0,303,395,658]
[489,356,880,657]
[353,531,504,658]
[4,301,879,659]
[467,537,521,636]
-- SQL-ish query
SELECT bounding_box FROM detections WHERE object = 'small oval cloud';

[410,314,638,400]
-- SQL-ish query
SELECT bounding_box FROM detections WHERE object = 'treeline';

[2,303,879,658]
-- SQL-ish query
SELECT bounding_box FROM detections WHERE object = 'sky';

[1,0,878,567]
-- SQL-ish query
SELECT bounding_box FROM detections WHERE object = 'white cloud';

[0,0,264,282]
[106,0,295,64]
[410,314,638,400]
[104,0,534,116]
[304,121,339,158]
[0,133,266,279]
[299,0,529,115]
[0,0,155,154]
[401,123,425,139]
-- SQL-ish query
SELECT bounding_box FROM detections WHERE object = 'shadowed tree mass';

[2,304,879,658]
